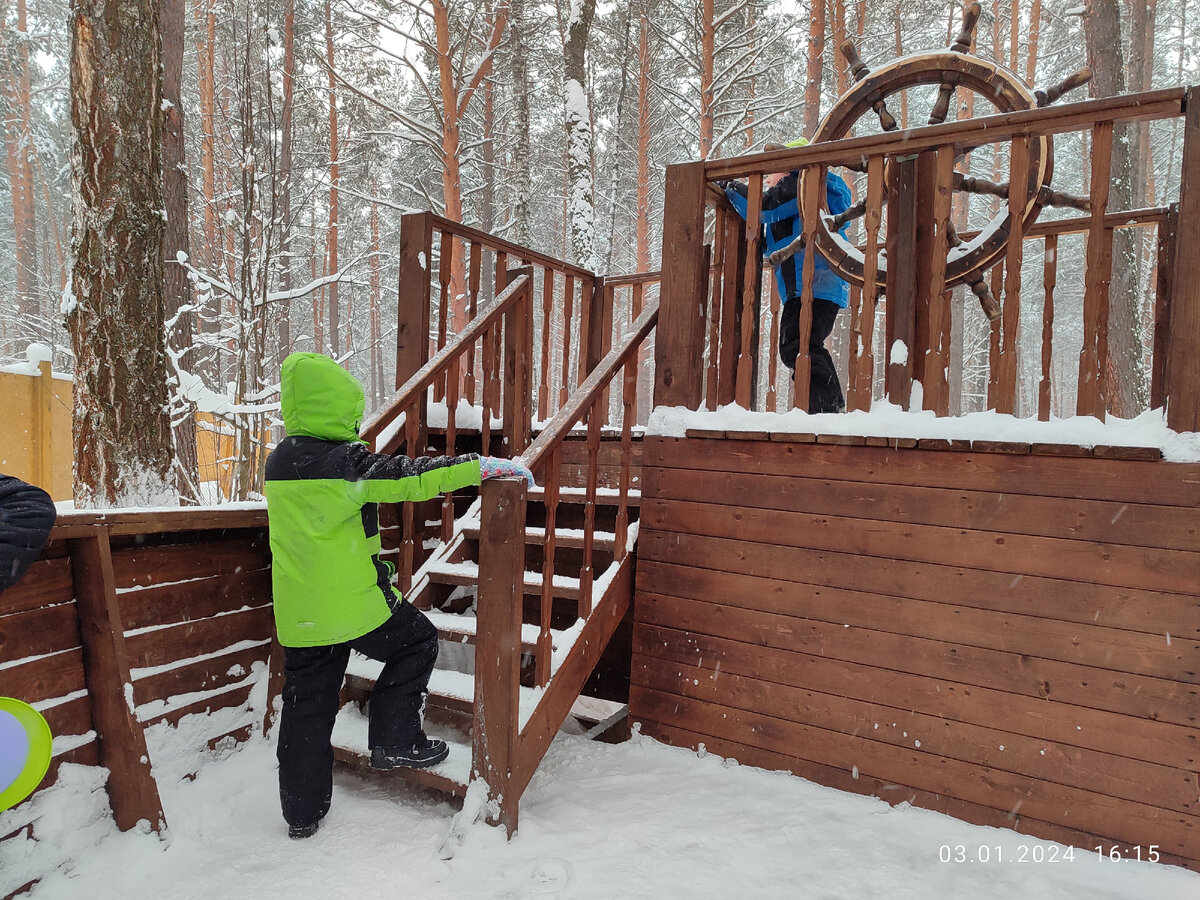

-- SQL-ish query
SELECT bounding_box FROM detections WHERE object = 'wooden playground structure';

[3,9,1199,891]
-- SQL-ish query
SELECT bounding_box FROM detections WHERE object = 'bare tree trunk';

[1026,0,1042,85]
[160,0,198,497]
[434,0,468,321]
[510,0,532,245]
[69,0,175,507]
[325,0,340,353]
[277,0,295,359]
[563,0,597,269]
[699,0,714,158]
[636,3,651,271]
[805,0,826,135]
[369,190,382,408]
[1084,0,1145,415]
[197,0,217,271]
[1,0,38,319]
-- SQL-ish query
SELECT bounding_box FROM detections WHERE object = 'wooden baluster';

[579,402,600,619]
[466,241,482,404]
[560,274,575,407]
[792,166,821,412]
[491,251,507,416]
[997,135,1029,416]
[921,144,955,414]
[987,261,1004,410]
[600,280,615,424]
[434,231,454,402]
[718,208,743,407]
[1039,234,1057,421]
[706,215,723,411]
[535,449,560,687]
[1150,206,1177,412]
[854,154,883,412]
[481,323,494,455]
[735,173,763,407]
[766,277,781,411]
[1078,121,1113,418]
[578,275,594,389]
[614,355,636,561]
[399,410,419,594]
[442,355,460,544]
[540,267,554,420]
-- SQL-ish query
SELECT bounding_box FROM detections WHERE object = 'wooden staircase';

[309,266,659,831]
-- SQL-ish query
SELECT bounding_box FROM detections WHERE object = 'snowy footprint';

[526,857,573,896]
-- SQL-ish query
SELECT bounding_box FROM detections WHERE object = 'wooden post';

[885,157,918,408]
[397,212,433,390]
[997,135,1030,416]
[1165,86,1200,432]
[717,209,746,407]
[473,477,526,835]
[915,147,954,415]
[33,359,53,489]
[70,530,166,833]
[655,162,709,410]
[851,154,885,412]
[1078,121,1113,419]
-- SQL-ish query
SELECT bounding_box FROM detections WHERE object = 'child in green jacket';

[265,352,531,839]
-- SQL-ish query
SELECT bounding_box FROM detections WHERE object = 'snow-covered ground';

[4,684,1197,900]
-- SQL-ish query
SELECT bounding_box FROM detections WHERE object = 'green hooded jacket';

[264,352,480,647]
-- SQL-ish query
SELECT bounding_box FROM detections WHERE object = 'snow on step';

[424,558,582,592]
[344,654,545,729]
[425,609,547,648]
[331,702,471,788]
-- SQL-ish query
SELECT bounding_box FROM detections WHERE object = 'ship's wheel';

[787,1,1092,320]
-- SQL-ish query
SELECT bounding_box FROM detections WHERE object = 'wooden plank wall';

[632,435,1200,871]
[0,510,272,896]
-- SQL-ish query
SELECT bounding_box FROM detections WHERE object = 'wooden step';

[423,559,582,602]
[331,702,470,797]
[425,609,545,654]
[459,523,617,552]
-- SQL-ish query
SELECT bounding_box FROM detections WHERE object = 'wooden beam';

[473,477,526,835]
[1078,122,1114,418]
[69,530,165,833]
[1165,86,1200,431]
[885,158,917,408]
[397,212,433,390]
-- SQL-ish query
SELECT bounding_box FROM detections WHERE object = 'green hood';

[280,352,365,442]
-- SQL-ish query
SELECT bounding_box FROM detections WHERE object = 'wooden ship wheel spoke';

[779,1,1095,322]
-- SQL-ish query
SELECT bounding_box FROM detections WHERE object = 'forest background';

[0,0,1195,504]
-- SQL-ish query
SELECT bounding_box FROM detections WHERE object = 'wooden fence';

[657,85,1200,430]
[0,508,270,896]
[632,433,1199,870]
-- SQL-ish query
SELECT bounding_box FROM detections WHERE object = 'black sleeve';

[761,171,800,213]
[340,443,480,482]
[0,475,57,593]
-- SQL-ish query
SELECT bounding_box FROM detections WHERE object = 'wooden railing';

[658,85,1200,431]
[471,299,657,831]
[397,214,619,425]
[0,507,270,897]
[362,270,535,592]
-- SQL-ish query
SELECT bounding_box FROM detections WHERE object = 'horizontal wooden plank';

[634,592,1198,729]
[0,556,74,617]
[641,497,1199,594]
[52,506,268,535]
[634,719,1199,871]
[637,530,1200,639]
[109,534,270,591]
[636,559,1199,683]
[629,685,1200,860]
[642,466,1200,552]
[118,569,272,632]
[0,603,80,663]
[633,622,1197,771]
[0,648,87,707]
[642,437,1200,508]
[633,652,1196,816]
[132,643,269,710]
[38,694,93,743]
[140,683,256,730]
[125,606,273,671]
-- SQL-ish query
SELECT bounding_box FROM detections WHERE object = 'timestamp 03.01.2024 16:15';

[938,844,1163,864]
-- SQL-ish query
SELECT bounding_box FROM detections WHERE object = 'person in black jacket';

[0,474,57,593]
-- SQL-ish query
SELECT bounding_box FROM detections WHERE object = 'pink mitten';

[479,456,536,488]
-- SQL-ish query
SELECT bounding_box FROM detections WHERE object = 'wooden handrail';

[520,299,659,474]
[432,214,595,280]
[362,272,532,446]
[704,86,1187,178]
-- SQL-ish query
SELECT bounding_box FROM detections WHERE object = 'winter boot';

[369,735,449,770]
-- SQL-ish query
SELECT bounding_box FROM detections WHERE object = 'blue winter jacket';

[725,170,853,307]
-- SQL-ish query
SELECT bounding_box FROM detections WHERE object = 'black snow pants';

[277,600,439,828]
[778,296,844,414]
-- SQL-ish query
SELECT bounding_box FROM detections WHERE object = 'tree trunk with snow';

[1,0,39,320]
[563,0,597,271]
[510,0,532,246]
[68,0,176,508]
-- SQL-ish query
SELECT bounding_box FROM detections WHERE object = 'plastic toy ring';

[0,697,53,812]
